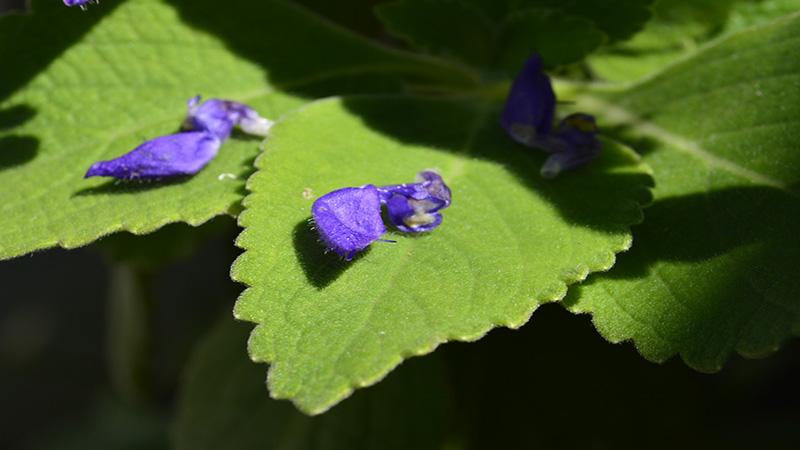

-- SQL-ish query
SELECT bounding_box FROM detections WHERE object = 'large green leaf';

[231,95,653,413]
[566,12,800,371]
[173,318,451,450]
[0,0,475,261]
[376,0,654,71]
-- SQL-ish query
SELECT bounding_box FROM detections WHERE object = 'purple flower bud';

[501,54,556,147]
[84,132,221,180]
[501,54,602,177]
[184,96,273,140]
[63,0,97,9]
[311,185,386,261]
[378,170,451,233]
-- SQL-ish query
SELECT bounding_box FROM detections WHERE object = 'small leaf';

[567,12,800,371]
[231,95,653,413]
[0,0,475,260]
[173,318,451,450]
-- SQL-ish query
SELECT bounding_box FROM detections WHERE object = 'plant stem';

[106,263,155,405]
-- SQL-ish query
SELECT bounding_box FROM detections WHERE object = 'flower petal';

[540,113,602,178]
[84,131,221,180]
[500,53,556,147]
[63,0,95,8]
[184,96,273,140]
[311,185,386,260]
[378,170,451,233]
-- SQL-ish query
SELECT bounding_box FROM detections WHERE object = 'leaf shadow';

[0,135,38,171]
[0,105,39,170]
[166,0,462,101]
[72,175,195,197]
[342,96,654,233]
[292,218,370,289]
[562,185,798,306]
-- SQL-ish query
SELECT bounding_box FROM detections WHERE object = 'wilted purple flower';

[184,96,273,140]
[312,185,386,261]
[312,171,452,260]
[85,97,272,180]
[501,54,601,178]
[63,0,97,9]
[85,132,221,180]
[378,170,452,233]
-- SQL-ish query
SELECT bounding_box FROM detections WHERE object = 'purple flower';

[312,171,452,260]
[377,170,452,233]
[184,96,273,140]
[85,132,221,180]
[85,97,272,180]
[501,54,601,178]
[63,0,97,9]
[311,185,386,261]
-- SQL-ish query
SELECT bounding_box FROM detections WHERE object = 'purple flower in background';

[184,96,274,140]
[312,185,386,261]
[501,54,601,178]
[378,170,452,233]
[63,0,97,9]
[312,171,452,260]
[85,97,272,180]
[85,132,221,180]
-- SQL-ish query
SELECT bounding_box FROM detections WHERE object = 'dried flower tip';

[84,132,221,180]
[378,170,452,233]
[185,96,273,140]
[311,185,386,260]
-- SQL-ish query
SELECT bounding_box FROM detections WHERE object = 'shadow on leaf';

[292,218,369,289]
[72,176,194,197]
[0,135,38,171]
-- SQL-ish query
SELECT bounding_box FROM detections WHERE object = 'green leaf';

[588,0,800,84]
[231,95,653,413]
[726,0,800,34]
[173,318,451,450]
[567,13,800,371]
[376,0,654,70]
[0,0,476,261]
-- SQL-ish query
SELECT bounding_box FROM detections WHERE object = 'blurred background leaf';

[588,0,800,83]
[173,318,452,450]
[376,0,656,72]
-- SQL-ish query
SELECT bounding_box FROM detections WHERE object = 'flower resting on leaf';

[312,171,452,260]
[84,97,273,180]
[501,54,601,178]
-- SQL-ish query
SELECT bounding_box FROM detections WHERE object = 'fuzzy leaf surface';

[0,0,474,260]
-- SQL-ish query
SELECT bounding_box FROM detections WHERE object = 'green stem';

[107,263,155,404]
